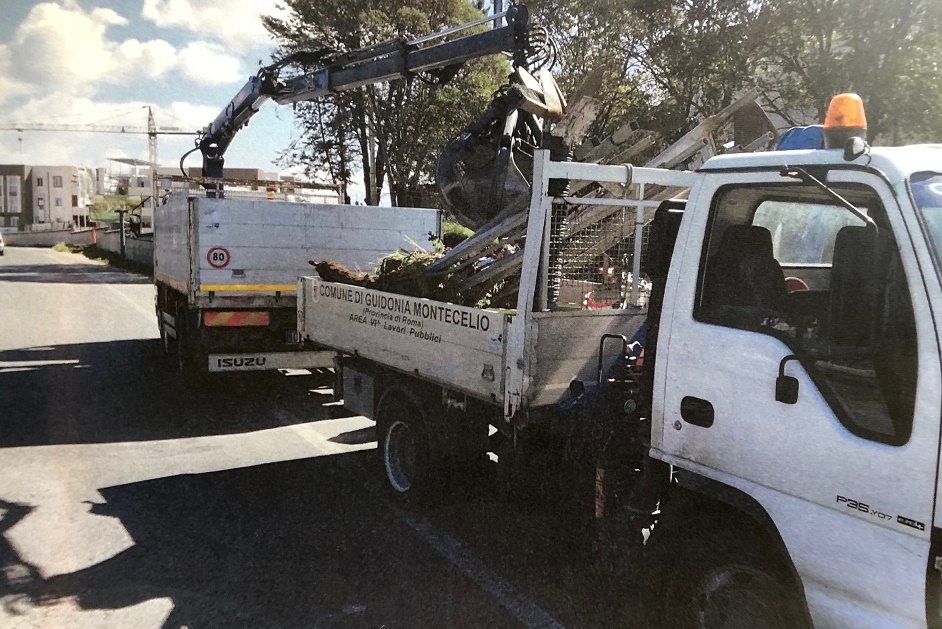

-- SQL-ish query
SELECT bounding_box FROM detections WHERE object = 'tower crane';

[0,107,197,211]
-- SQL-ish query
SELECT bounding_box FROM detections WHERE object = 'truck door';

[655,168,941,629]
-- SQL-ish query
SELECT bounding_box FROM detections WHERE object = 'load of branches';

[311,243,516,309]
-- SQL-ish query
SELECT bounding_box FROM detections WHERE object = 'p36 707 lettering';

[836,495,892,520]
[836,495,869,513]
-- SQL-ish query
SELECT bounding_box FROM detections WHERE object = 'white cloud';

[7,1,120,94]
[0,2,288,171]
[0,46,30,102]
[114,39,179,80]
[90,6,129,26]
[142,0,286,51]
[178,42,244,85]
[0,1,245,106]
[165,101,227,130]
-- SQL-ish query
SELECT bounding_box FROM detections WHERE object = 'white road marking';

[391,506,568,629]
[48,249,157,322]
[278,405,568,629]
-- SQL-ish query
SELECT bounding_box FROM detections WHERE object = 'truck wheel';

[377,391,435,506]
[175,307,204,387]
[158,310,171,355]
[695,558,806,629]
[649,493,808,629]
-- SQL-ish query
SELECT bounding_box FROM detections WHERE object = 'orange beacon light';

[823,93,867,149]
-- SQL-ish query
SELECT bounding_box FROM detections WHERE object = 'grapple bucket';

[436,68,564,230]
[436,133,531,230]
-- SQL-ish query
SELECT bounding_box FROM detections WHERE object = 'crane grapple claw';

[436,68,565,230]
[436,134,531,229]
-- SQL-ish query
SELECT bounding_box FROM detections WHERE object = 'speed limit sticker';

[207,247,231,269]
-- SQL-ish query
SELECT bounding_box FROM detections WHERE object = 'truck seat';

[829,225,890,348]
[702,224,787,322]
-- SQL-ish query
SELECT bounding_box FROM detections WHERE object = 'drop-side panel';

[300,278,507,402]
[526,308,646,408]
[193,198,441,294]
[153,195,192,294]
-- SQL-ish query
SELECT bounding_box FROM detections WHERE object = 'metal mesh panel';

[547,198,651,310]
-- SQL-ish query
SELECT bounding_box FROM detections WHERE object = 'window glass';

[753,200,865,264]
[52,176,63,188]
[909,172,942,273]
[697,183,917,445]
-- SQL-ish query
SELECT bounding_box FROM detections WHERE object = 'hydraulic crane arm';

[192,5,533,180]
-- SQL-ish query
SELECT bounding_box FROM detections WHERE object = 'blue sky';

[0,0,300,176]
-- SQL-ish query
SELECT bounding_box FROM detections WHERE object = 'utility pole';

[147,106,159,213]
[116,208,128,258]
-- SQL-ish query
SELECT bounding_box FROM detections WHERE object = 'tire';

[695,559,806,629]
[175,307,205,388]
[649,493,809,629]
[377,390,435,507]
[158,309,171,356]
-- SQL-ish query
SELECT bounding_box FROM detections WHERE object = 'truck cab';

[654,144,942,628]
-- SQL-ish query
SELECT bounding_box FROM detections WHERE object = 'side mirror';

[844,136,868,161]
[776,355,800,404]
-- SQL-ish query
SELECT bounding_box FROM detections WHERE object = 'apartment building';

[29,166,89,228]
[0,165,31,231]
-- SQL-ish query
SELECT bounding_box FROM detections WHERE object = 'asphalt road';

[0,247,652,629]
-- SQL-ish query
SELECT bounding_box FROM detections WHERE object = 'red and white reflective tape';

[202,311,271,327]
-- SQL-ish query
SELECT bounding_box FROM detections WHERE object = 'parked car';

[0,233,5,256]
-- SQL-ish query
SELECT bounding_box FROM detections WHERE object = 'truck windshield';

[909,172,942,267]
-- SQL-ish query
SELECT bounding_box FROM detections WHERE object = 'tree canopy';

[264,0,942,205]
[264,0,508,205]
[529,0,942,146]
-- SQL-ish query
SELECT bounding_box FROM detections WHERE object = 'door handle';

[681,396,715,428]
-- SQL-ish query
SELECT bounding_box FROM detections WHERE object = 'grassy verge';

[89,195,132,223]
[67,244,153,277]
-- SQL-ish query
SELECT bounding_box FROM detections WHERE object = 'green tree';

[528,0,768,146]
[623,0,765,137]
[755,0,942,143]
[264,0,508,205]
[532,0,942,148]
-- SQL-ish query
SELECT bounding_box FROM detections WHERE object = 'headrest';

[717,224,774,259]
[834,225,870,255]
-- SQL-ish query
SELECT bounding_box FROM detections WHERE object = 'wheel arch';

[674,469,816,628]
[375,379,444,454]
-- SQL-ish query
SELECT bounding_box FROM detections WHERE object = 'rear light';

[203,311,271,327]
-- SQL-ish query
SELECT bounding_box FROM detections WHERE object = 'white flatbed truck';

[154,193,441,379]
[299,100,942,628]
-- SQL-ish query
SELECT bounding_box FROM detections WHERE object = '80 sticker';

[207,247,231,269]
